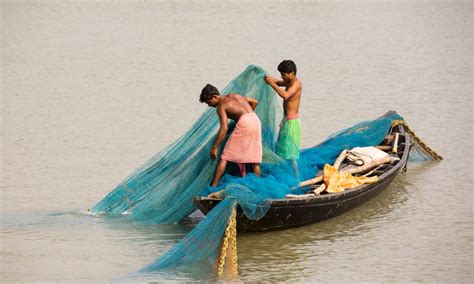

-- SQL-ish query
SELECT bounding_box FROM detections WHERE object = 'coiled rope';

[391,119,443,160]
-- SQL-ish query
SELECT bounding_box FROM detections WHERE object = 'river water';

[2,0,472,282]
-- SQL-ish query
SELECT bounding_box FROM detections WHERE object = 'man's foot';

[208,190,225,199]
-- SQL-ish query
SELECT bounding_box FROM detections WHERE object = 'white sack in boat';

[347,146,389,165]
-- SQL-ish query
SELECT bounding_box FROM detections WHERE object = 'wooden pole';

[333,150,348,171]
[392,133,399,153]
[295,175,323,189]
[312,184,327,195]
[293,149,347,189]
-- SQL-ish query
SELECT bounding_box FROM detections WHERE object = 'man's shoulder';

[295,78,302,87]
[219,94,239,107]
[224,93,245,101]
[289,79,302,91]
[293,79,302,93]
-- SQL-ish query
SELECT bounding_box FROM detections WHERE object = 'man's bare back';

[218,94,257,122]
[199,88,259,160]
[199,84,261,187]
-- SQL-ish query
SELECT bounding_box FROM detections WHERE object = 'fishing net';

[139,198,238,274]
[90,65,280,223]
[90,65,441,275]
[390,120,443,162]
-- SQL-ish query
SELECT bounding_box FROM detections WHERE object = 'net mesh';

[90,65,440,274]
[91,65,280,223]
[139,198,237,273]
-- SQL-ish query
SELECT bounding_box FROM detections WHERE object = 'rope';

[217,206,238,276]
[391,119,443,160]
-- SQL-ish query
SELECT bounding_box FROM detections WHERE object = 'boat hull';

[194,120,410,232]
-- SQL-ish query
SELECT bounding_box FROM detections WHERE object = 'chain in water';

[217,206,238,276]
[229,209,238,276]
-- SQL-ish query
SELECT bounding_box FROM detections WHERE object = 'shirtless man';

[199,84,262,187]
[264,60,302,161]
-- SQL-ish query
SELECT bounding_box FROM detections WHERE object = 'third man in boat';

[199,84,262,187]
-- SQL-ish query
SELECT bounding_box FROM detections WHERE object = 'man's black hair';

[199,84,220,103]
[277,60,297,75]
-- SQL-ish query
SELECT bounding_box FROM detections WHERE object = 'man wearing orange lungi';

[199,84,262,187]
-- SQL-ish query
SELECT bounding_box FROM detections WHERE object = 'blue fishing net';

[204,112,404,219]
[90,65,280,223]
[139,198,237,273]
[139,111,408,274]
[91,65,439,273]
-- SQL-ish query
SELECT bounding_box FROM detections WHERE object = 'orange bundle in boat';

[323,164,378,193]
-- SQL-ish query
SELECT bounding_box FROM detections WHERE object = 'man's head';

[199,84,220,107]
[278,60,297,83]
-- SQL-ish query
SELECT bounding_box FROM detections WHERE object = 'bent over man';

[199,84,262,187]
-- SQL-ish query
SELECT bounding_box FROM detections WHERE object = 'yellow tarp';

[323,164,378,193]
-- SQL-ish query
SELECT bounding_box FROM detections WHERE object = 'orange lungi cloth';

[221,112,262,173]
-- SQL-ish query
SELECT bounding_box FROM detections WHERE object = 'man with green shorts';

[264,60,302,160]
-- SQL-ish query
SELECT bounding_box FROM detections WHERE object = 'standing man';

[264,60,302,161]
[199,84,262,187]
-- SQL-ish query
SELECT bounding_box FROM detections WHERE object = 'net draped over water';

[91,65,439,274]
[91,65,281,223]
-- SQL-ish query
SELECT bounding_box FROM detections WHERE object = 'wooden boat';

[194,118,411,233]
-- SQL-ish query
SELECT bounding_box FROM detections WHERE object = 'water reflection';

[234,168,434,282]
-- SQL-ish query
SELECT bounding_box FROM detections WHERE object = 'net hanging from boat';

[390,119,443,161]
[138,110,412,275]
[90,65,440,275]
[139,198,238,274]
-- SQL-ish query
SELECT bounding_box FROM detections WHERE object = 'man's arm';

[245,97,259,110]
[267,80,301,101]
[211,106,229,158]
[265,76,285,86]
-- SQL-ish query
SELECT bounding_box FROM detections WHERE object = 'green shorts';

[275,117,301,160]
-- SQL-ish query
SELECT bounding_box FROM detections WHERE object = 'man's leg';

[211,159,227,187]
[237,163,246,177]
[251,163,261,177]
